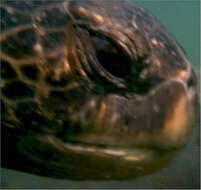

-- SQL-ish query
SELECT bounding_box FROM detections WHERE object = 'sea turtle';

[1,0,198,180]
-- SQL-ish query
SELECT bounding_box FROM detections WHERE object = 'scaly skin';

[1,0,198,180]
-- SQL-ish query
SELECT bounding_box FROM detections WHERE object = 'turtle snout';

[186,69,197,98]
[177,67,198,104]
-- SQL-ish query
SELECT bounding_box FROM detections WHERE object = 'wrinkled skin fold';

[1,0,198,180]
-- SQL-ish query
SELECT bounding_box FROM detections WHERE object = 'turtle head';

[2,0,198,180]
[19,1,197,179]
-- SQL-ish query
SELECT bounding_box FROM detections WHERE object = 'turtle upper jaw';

[64,71,197,150]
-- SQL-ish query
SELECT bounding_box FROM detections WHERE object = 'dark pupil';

[91,36,131,78]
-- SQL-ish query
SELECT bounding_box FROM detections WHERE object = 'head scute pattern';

[1,0,198,180]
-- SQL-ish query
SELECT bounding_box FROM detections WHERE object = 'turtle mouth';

[64,141,154,162]
[62,140,172,163]
[41,135,177,164]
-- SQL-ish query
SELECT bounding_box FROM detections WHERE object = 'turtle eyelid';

[91,35,132,78]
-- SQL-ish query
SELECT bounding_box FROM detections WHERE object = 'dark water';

[1,1,200,189]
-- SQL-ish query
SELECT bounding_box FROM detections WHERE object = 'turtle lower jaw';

[64,140,156,162]
[62,139,175,163]
[12,134,176,180]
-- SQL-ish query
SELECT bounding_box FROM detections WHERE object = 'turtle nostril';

[187,70,197,89]
[187,78,193,89]
[185,71,197,101]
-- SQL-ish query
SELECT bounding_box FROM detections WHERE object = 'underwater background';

[1,0,200,188]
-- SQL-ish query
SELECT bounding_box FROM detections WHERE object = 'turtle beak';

[156,65,198,148]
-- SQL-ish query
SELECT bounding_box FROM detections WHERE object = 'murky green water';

[1,0,200,188]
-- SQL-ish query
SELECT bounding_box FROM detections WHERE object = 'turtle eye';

[91,36,131,78]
